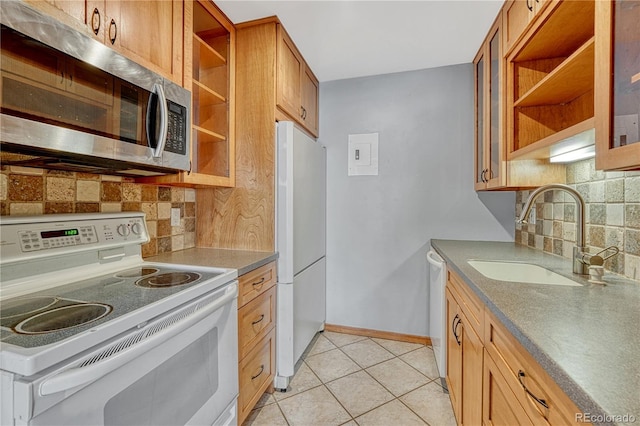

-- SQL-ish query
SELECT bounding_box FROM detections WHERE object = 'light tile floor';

[243,331,456,426]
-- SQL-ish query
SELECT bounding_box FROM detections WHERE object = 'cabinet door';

[486,23,502,188]
[277,27,303,121]
[483,352,534,426]
[503,0,536,53]
[460,312,483,425]
[473,49,487,190]
[595,0,640,170]
[445,288,462,421]
[103,1,183,85]
[301,66,319,137]
[42,0,86,24]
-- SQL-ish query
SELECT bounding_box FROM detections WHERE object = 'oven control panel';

[0,213,150,263]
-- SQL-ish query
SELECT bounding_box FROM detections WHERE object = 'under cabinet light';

[549,145,596,163]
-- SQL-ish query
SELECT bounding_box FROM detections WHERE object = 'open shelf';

[194,34,225,69]
[193,79,225,107]
[515,38,594,107]
[193,125,225,143]
[515,0,595,62]
[509,118,595,160]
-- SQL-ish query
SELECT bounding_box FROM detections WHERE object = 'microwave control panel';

[165,100,188,155]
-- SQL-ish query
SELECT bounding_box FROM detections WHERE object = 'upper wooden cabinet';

[30,0,184,86]
[474,10,564,190]
[140,0,236,188]
[505,0,595,160]
[503,0,549,55]
[595,0,640,171]
[276,25,319,137]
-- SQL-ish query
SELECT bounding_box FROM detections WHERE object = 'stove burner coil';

[115,267,159,278]
[13,303,113,335]
[0,296,59,319]
[135,272,201,288]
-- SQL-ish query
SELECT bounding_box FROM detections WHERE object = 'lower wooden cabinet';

[237,261,277,425]
[446,286,483,425]
[446,269,588,425]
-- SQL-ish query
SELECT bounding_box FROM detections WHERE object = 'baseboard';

[324,323,431,346]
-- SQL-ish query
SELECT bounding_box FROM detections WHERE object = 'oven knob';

[117,224,130,236]
[131,222,143,235]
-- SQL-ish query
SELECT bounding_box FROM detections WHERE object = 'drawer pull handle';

[452,314,461,346]
[251,365,265,380]
[252,314,265,325]
[518,370,549,409]
[109,19,117,45]
[252,277,265,289]
[91,8,101,35]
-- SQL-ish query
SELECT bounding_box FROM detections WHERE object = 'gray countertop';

[146,248,278,276]
[431,240,640,426]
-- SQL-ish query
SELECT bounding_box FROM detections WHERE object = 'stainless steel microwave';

[0,0,191,176]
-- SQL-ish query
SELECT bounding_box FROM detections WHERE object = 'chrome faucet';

[517,184,589,275]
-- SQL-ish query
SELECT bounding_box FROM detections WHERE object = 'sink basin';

[467,260,582,286]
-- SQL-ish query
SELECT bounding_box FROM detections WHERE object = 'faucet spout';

[518,184,588,274]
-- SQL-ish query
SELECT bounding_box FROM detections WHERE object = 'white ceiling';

[216,1,503,82]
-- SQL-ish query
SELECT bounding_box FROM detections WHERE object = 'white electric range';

[0,212,239,426]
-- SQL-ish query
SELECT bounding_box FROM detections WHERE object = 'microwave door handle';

[146,83,169,159]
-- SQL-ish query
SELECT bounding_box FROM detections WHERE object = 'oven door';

[11,282,238,426]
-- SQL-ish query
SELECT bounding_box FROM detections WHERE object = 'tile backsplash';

[515,158,640,281]
[0,167,196,257]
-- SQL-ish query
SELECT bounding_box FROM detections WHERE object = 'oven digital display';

[41,229,79,239]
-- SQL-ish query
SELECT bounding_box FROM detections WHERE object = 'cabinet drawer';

[238,329,276,420]
[238,261,276,308]
[484,310,587,425]
[238,286,276,359]
[447,269,484,337]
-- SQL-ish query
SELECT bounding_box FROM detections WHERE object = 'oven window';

[104,328,219,426]
[0,25,149,147]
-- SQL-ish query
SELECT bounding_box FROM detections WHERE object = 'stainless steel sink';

[467,260,582,286]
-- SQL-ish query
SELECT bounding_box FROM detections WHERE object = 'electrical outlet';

[171,208,181,227]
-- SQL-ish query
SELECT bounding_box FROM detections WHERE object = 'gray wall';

[319,63,515,336]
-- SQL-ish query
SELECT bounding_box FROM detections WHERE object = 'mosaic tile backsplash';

[515,158,640,281]
[0,167,196,257]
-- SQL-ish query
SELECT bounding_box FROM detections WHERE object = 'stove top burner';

[115,267,160,278]
[0,296,59,319]
[13,303,112,335]
[136,272,202,288]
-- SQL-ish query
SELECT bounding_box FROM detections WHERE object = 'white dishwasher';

[427,248,447,389]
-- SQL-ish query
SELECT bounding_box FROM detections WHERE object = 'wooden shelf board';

[193,125,226,143]
[514,0,594,62]
[192,80,225,106]
[509,118,595,160]
[632,72,640,85]
[194,34,226,69]
[515,38,594,108]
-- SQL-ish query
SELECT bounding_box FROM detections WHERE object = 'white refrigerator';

[274,121,327,390]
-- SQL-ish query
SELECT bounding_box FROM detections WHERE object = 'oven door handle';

[39,283,237,396]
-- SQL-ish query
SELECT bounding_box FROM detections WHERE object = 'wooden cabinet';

[474,9,565,191]
[276,25,319,137]
[505,0,595,160]
[445,268,588,425]
[595,0,640,170]
[503,0,549,55]
[445,273,483,425]
[484,310,587,425]
[237,262,277,425]
[28,0,184,85]
[139,0,236,188]
[195,17,320,251]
